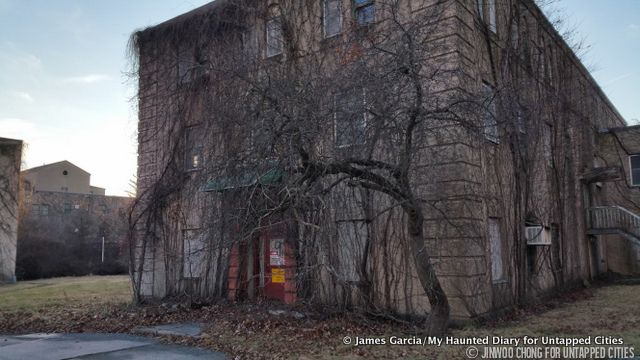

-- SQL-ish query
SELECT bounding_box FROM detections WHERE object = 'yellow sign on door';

[272,268,285,283]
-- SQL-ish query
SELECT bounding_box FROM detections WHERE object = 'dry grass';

[1,277,638,359]
[458,285,640,348]
[0,275,131,312]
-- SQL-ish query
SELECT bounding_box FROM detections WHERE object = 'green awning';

[203,168,284,192]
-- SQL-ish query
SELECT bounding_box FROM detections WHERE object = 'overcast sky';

[0,0,638,196]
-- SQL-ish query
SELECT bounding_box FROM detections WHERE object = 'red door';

[263,232,286,301]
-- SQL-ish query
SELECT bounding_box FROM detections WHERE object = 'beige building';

[131,0,640,322]
[22,160,105,195]
[18,161,132,279]
[0,137,23,283]
[21,160,130,226]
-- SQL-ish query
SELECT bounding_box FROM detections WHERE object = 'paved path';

[0,333,227,360]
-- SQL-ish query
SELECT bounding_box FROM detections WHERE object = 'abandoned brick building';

[132,0,639,322]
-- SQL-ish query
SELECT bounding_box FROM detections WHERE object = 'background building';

[18,160,132,279]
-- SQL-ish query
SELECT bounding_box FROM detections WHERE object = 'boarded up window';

[177,48,195,83]
[323,0,342,37]
[183,229,205,278]
[487,0,496,33]
[488,218,505,282]
[336,220,366,282]
[334,88,367,147]
[544,123,553,166]
[482,82,499,143]
[266,17,283,57]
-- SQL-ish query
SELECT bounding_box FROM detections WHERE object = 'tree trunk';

[405,202,450,335]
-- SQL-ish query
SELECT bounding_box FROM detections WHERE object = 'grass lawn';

[0,275,131,312]
[0,277,638,359]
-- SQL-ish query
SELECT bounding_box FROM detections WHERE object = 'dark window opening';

[527,246,537,275]
[353,0,374,26]
[630,154,640,186]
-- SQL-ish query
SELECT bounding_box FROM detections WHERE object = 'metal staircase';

[587,206,640,245]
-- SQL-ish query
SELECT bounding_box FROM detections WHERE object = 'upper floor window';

[353,0,374,26]
[323,0,342,38]
[177,48,194,83]
[488,0,496,33]
[266,16,283,57]
[185,126,203,171]
[630,155,640,186]
[63,203,72,213]
[488,218,506,283]
[335,88,367,147]
[241,27,258,56]
[476,0,496,33]
[476,0,484,22]
[543,124,553,167]
[510,18,519,50]
[481,82,499,143]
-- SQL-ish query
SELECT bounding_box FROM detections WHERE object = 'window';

[488,218,505,282]
[183,229,205,278]
[323,0,342,38]
[100,204,109,214]
[476,0,496,32]
[526,246,537,275]
[476,0,484,21]
[543,124,553,166]
[177,48,195,83]
[241,27,258,56]
[481,82,499,143]
[630,155,640,186]
[63,203,72,213]
[40,204,49,216]
[487,0,496,33]
[335,88,367,147]
[510,17,519,50]
[266,16,283,57]
[336,220,366,282]
[354,0,374,26]
[185,126,203,171]
[551,223,562,270]
[547,45,555,86]
[252,109,277,156]
[31,204,40,216]
[515,106,526,134]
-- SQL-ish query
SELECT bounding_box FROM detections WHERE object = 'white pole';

[101,236,105,263]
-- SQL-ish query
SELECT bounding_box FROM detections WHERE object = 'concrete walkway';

[0,333,227,360]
